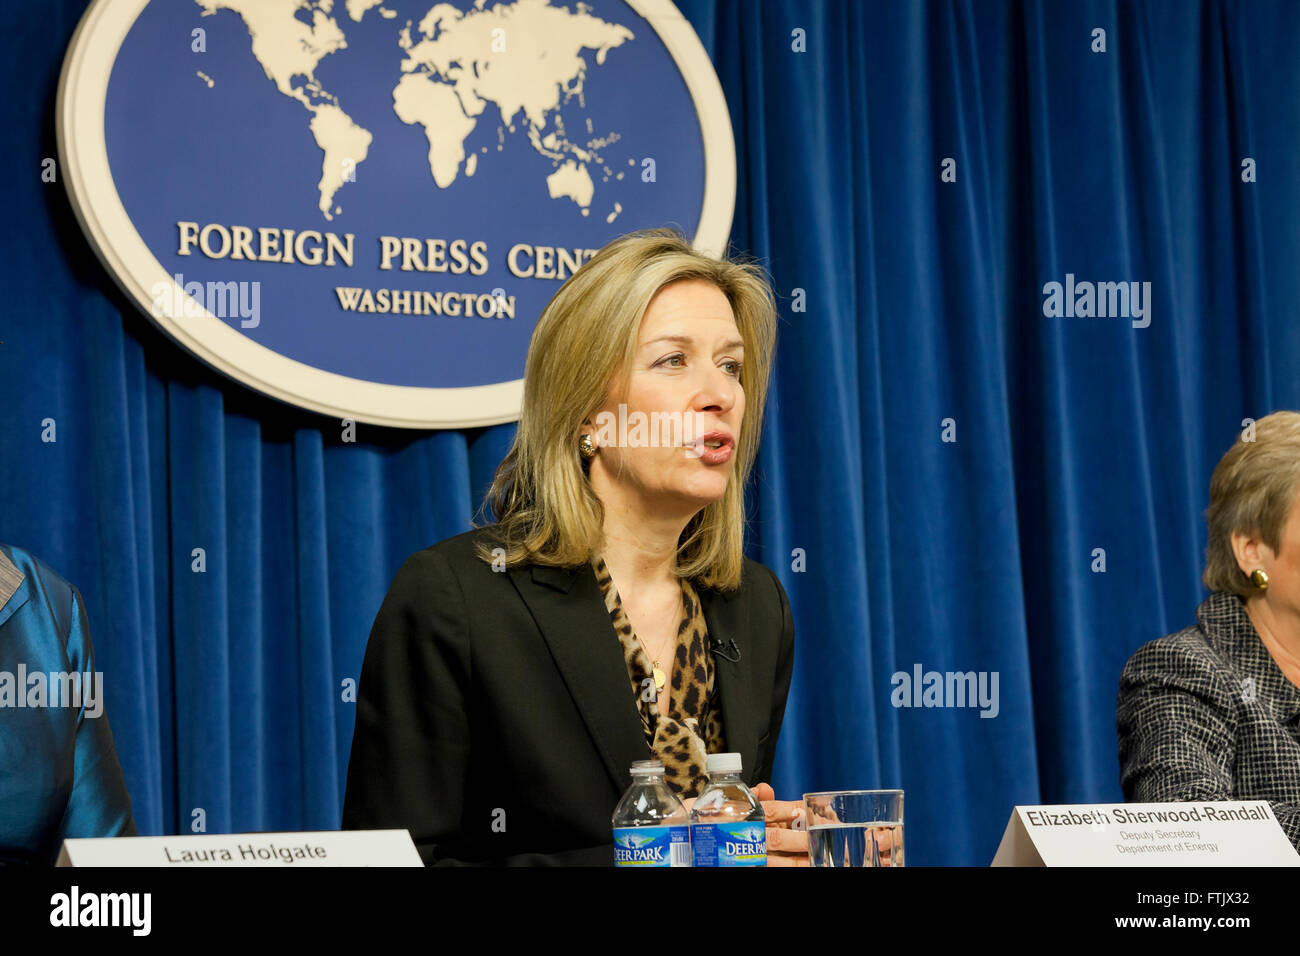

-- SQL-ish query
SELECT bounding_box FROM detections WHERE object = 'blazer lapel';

[698,582,759,784]
[1219,596,1300,726]
[507,559,762,794]
[507,562,651,795]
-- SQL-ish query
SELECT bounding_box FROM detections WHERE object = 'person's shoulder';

[1123,624,1214,670]
[1119,599,1237,695]
[725,556,786,613]
[389,525,515,594]
[0,543,77,611]
[0,544,85,652]
[421,525,502,565]
[0,543,69,591]
[742,554,780,587]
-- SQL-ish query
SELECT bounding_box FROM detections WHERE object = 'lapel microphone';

[710,635,741,662]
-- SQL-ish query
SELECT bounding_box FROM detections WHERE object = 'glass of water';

[802,790,904,867]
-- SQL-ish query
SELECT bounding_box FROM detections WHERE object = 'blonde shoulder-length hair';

[473,227,778,591]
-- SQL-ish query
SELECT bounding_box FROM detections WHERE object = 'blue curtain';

[2,0,1296,865]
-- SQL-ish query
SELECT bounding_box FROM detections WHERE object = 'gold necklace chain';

[635,591,683,692]
[602,557,682,693]
[641,635,673,691]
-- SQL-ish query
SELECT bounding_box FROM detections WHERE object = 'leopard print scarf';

[592,555,726,798]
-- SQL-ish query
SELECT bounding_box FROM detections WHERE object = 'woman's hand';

[752,782,809,866]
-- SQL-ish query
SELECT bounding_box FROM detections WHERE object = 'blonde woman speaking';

[343,229,801,866]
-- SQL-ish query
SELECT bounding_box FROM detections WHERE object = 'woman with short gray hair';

[1118,411,1300,851]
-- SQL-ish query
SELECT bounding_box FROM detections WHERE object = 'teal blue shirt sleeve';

[52,581,138,848]
[0,546,137,865]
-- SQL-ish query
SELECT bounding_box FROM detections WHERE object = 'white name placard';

[57,830,423,867]
[991,801,1300,866]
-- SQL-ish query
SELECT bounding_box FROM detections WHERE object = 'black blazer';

[342,526,795,865]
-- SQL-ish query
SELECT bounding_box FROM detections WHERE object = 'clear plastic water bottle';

[611,759,692,867]
[689,752,767,866]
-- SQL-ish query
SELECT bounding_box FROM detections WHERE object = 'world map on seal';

[92,0,717,408]
[193,0,638,224]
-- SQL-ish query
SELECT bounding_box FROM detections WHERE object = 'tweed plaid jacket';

[1118,590,1300,852]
